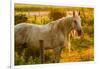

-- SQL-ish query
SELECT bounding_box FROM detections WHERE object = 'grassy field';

[15,4,94,65]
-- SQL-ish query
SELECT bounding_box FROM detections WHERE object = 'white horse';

[15,11,83,63]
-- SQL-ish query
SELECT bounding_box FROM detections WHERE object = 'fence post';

[39,40,45,64]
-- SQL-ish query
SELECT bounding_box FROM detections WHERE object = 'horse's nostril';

[78,30,82,36]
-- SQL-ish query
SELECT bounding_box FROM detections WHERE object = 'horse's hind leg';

[15,43,27,57]
[15,45,23,57]
[23,48,33,63]
[53,47,62,63]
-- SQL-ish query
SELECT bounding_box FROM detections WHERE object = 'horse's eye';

[74,20,77,25]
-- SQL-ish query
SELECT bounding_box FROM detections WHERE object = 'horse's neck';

[57,17,72,36]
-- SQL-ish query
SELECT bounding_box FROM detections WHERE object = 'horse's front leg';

[53,47,62,63]
[65,35,71,56]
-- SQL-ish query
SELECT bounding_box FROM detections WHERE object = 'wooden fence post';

[39,40,45,64]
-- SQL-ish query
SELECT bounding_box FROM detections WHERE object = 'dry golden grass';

[60,47,94,62]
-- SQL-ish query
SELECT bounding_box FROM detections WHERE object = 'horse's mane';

[47,16,73,34]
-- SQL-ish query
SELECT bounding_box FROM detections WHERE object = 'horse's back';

[15,23,33,45]
[15,23,49,49]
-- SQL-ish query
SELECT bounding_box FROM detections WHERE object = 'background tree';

[49,8,66,21]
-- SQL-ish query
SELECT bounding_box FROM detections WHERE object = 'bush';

[49,9,66,21]
[15,14,28,25]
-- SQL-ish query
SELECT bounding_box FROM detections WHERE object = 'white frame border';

[11,0,95,69]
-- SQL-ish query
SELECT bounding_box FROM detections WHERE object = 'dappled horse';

[15,11,83,63]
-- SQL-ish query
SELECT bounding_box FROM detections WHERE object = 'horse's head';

[72,11,83,36]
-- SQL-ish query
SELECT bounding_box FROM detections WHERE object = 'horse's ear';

[78,11,80,15]
[73,11,75,17]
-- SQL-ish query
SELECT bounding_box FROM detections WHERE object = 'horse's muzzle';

[77,29,83,36]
